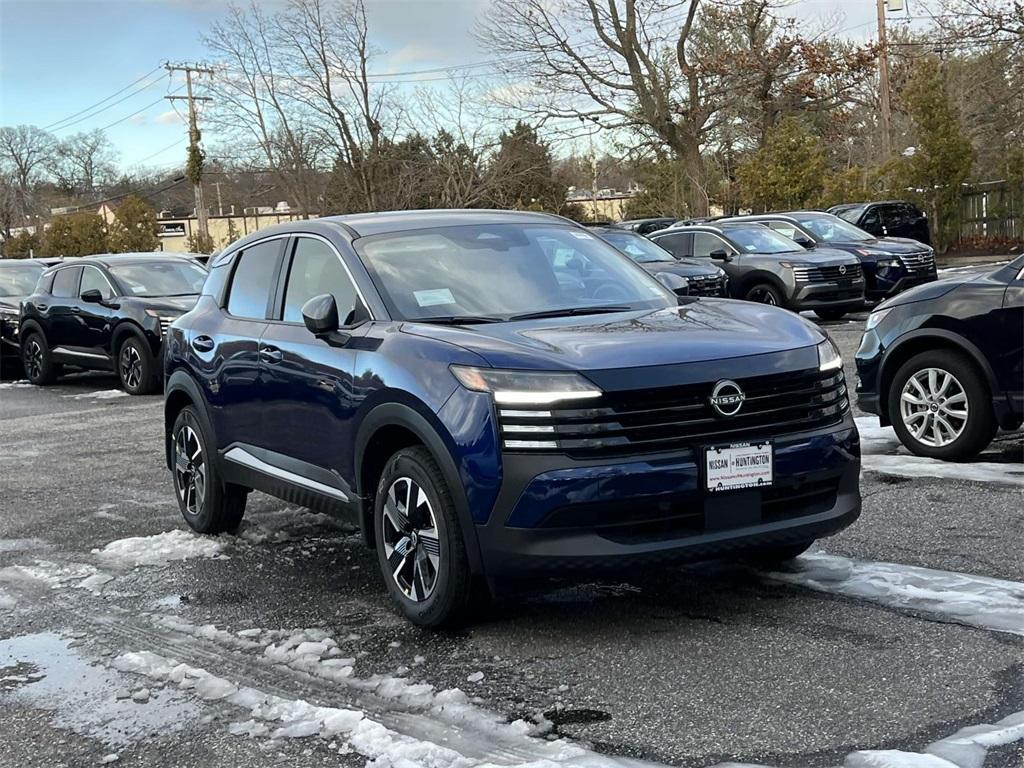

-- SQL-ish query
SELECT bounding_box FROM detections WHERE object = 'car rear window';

[51,267,81,298]
[226,240,284,319]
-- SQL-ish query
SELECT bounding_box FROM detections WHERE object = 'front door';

[257,235,363,486]
[78,265,117,359]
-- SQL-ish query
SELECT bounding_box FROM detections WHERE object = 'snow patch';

[0,560,104,591]
[764,552,1024,637]
[94,530,228,567]
[862,454,1024,487]
[0,380,32,389]
[64,389,129,400]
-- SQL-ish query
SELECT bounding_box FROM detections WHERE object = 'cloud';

[156,110,185,125]
[385,43,450,70]
[130,114,148,126]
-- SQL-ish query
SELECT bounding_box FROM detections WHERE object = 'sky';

[0,0,906,172]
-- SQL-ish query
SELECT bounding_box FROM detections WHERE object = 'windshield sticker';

[570,232,594,240]
[414,288,456,307]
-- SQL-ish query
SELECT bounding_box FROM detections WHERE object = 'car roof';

[50,253,203,269]
[653,222,756,235]
[0,258,54,267]
[324,209,577,238]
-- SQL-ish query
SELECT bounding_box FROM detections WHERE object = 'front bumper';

[791,279,865,309]
[474,415,861,575]
[865,265,937,303]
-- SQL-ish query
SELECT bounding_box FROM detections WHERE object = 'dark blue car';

[164,210,861,627]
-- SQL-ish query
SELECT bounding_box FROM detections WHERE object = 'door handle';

[191,335,214,353]
[71,306,81,313]
[259,345,283,363]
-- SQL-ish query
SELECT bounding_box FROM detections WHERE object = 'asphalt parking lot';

[1,309,1022,768]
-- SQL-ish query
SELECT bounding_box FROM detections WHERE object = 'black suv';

[856,256,1023,460]
[722,212,936,304]
[589,226,727,296]
[614,217,677,235]
[650,222,864,319]
[1,258,60,379]
[829,201,930,246]
[20,254,207,394]
[164,210,861,627]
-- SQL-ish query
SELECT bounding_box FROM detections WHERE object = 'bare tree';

[0,125,55,221]
[50,129,119,196]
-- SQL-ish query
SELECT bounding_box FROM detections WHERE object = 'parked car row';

[3,209,1020,629]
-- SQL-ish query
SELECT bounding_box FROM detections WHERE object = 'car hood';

[773,247,859,266]
[402,300,824,372]
[874,270,975,310]
[130,294,200,313]
[0,294,27,312]
[639,260,721,278]
[835,237,930,255]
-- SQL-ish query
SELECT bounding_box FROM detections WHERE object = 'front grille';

[500,367,849,458]
[159,318,174,337]
[791,263,863,282]
[898,251,936,273]
[688,274,726,297]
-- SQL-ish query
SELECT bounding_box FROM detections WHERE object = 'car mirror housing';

[793,235,813,248]
[709,249,731,261]
[301,293,339,336]
[80,289,104,303]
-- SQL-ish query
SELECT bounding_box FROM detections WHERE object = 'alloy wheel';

[750,287,777,305]
[899,367,969,448]
[381,476,441,602]
[120,344,142,390]
[25,339,43,380]
[173,423,206,516]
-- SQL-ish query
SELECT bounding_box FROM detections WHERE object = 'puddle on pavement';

[0,632,200,746]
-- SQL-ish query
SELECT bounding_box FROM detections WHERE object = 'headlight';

[817,339,843,372]
[876,259,900,269]
[450,365,602,405]
[865,308,892,331]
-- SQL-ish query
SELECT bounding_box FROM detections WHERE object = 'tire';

[888,350,996,461]
[22,331,59,385]
[744,283,784,307]
[171,405,247,533]
[374,446,473,628]
[814,308,848,321]
[747,540,814,564]
[117,334,160,395]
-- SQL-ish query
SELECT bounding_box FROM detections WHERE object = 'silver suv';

[650,222,865,320]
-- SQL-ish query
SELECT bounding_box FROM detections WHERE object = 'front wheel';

[814,308,848,321]
[744,283,784,306]
[888,350,996,460]
[118,335,160,395]
[172,406,247,533]
[374,446,473,628]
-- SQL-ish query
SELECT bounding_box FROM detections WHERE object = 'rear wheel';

[888,350,996,460]
[744,283,783,306]
[374,446,473,628]
[118,335,159,395]
[172,405,247,533]
[22,331,59,385]
[814,308,848,321]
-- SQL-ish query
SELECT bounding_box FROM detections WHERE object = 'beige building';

[97,203,315,254]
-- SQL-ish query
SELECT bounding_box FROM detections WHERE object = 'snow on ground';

[0,590,15,610]
[0,560,105,591]
[93,530,228,567]
[855,416,1024,487]
[0,380,33,389]
[63,389,129,400]
[764,552,1024,637]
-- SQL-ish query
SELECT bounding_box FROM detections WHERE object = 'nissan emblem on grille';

[838,264,847,275]
[709,380,745,416]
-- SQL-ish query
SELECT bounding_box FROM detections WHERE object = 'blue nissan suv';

[164,210,861,627]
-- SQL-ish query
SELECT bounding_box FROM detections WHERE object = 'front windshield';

[109,261,207,298]
[596,230,676,263]
[726,226,803,254]
[0,264,43,297]
[797,214,873,242]
[356,223,672,321]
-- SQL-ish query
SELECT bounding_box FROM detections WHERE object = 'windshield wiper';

[508,305,631,322]
[414,315,503,325]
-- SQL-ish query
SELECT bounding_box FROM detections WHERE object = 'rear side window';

[37,271,55,294]
[51,267,81,298]
[226,240,283,319]
[283,238,358,324]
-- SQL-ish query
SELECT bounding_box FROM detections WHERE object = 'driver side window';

[80,266,115,300]
[283,237,358,324]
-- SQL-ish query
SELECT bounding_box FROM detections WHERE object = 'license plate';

[705,442,773,492]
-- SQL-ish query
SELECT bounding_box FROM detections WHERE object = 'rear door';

[46,266,83,353]
[256,235,363,489]
[203,238,285,450]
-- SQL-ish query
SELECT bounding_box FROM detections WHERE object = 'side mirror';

[655,272,690,296]
[709,249,731,261]
[301,293,339,336]
[792,235,813,248]
[81,289,103,303]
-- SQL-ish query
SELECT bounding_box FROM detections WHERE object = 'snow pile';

[764,552,1024,637]
[0,590,15,610]
[94,530,228,567]
[65,389,129,400]
[855,416,1024,487]
[0,380,33,389]
[0,560,104,591]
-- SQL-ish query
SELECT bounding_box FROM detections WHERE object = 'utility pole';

[213,182,224,217]
[876,0,893,157]
[165,63,214,242]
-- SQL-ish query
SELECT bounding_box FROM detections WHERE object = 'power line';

[42,65,164,131]
[48,72,168,134]
[131,137,188,167]
[89,86,186,133]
